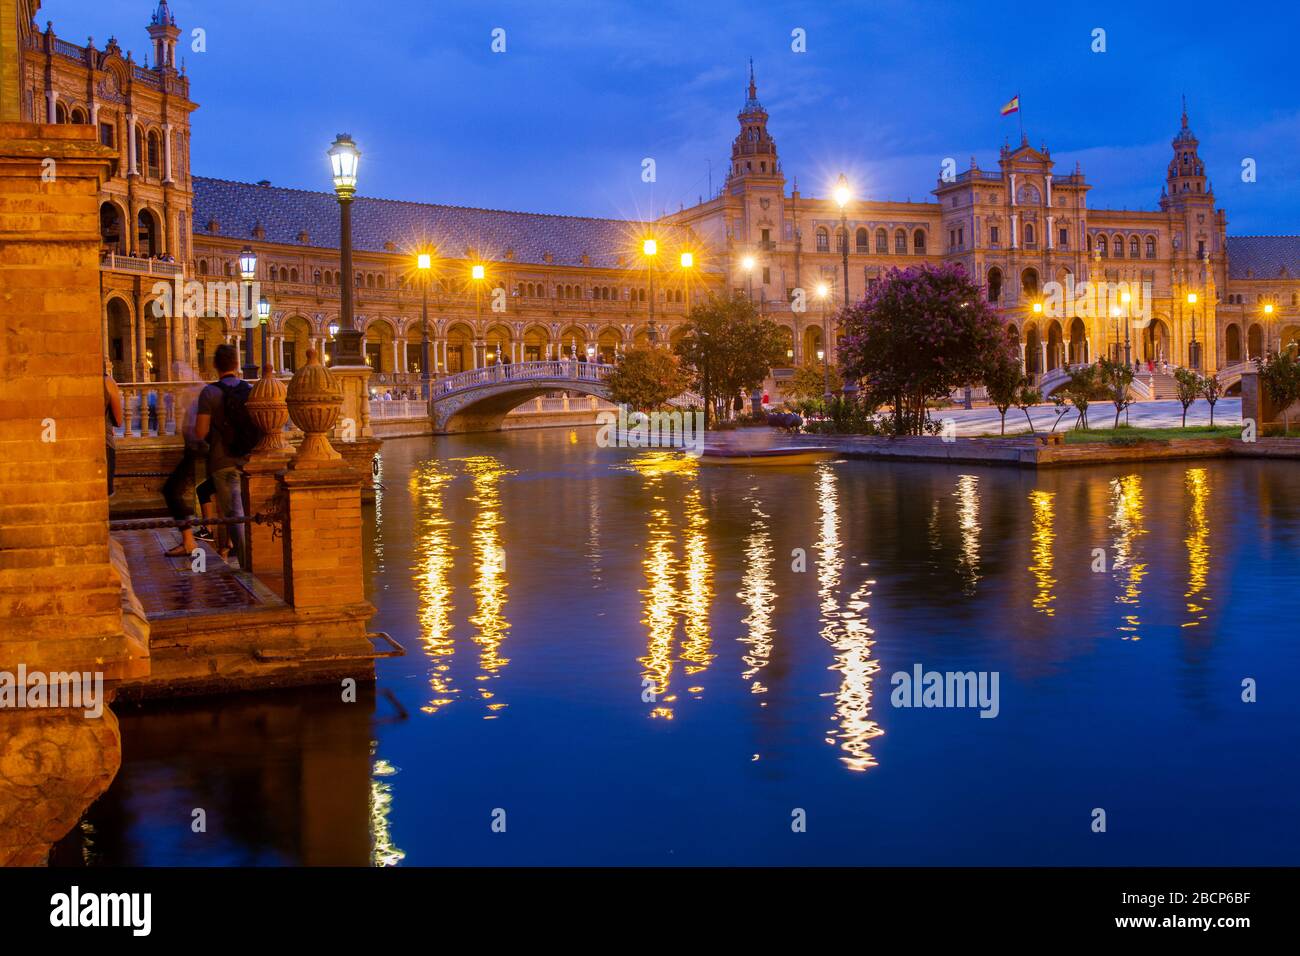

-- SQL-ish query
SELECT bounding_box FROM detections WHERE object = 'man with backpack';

[194,344,258,569]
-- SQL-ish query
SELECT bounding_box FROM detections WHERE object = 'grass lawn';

[1062,425,1241,445]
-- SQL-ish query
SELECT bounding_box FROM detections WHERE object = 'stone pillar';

[328,363,381,500]
[282,351,365,610]
[0,118,148,857]
[243,368,292,592]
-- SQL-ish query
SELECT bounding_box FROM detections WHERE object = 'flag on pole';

[1000,95,1020,116]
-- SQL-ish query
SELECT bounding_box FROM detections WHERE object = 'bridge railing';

[433,360,612,397]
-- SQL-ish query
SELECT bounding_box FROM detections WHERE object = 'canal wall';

[796,434,1300,468]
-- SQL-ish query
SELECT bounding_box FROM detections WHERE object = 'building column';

[126,113,138,176]
[162,123,173,183]
[45,89,56,123]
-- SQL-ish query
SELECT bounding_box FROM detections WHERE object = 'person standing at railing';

[193,345,257,569]
[104,360,123,497]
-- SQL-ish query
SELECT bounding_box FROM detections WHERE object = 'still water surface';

[61,428,1300,865]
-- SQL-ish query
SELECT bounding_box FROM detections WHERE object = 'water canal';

[57,428,1300,866]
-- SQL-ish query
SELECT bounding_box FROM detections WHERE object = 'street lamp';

[417,252,433,398]
[327,133,363,365]
[680,250,694,313]
[258,295,271,376]
[326,320,339,366]
[1187,291,1200,370]
[643,238,658,346]
[471,263,485,366]
[834,173,851,308]
[741,254,756,301]
[239,246,258,379]
[817,281,832,401]
[1110,306,1121,363]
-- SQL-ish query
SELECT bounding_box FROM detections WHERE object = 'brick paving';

[114,529,284,620]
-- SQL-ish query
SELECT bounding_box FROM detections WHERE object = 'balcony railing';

[102,253,183,277]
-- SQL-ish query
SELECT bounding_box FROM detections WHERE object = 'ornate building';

[22,2,1300,394]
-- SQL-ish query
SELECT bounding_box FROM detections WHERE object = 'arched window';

[377,275,386,289]
[914,229,926,253]
[290,268,299,282]
[54,102,67,124]
[1021,268,1039,297]
[1024,222,1035,245]
[855,228,869,253]
[1145,236,1156,258]
[1098,235,1108,257]
[146,131,161,178]
[987,267,1003,303]
[836,228,847,254]
[1129,237,1140,258]
[815,227,829,252]
[1113,235,1125,258]
[875,228,888,254]
[894,229,907,254]
[198,259,208,275]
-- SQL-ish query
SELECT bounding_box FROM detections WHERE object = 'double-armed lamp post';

[327,133,364,366]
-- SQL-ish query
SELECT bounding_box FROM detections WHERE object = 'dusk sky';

[52,0,1300,233]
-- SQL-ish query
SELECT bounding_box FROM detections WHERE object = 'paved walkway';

[115,529,285,620]
[940,398,1242,436]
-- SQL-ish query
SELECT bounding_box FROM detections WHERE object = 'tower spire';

[748,58,756,102]
[1181,93,1188,129]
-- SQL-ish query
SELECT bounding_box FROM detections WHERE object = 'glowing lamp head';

[258,296,271,323]
[816,348,825,361]
[417,253,432,271]
[327,133,360,199]
[1264,302,1275,315]
[1121,290,1132,304]
[680,251,694,269]
[238,246,257,281]
[816,282,829,299]
[833,173,851,209]
[1110,306,1121,318]
[1187,292,1198,305]
[328,320,339,338]
[786,348,794,359]
[643,238,658,257]
[471,264,485,281]
[1032,301,1043,314]
[741,255,755,272]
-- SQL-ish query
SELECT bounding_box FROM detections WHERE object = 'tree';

[604,346,688,412]
[837,263,1017,435]
[1202,372,1224,427]
[1015,383,1043,434]
[984,352,1024,436]
[1256,351,1300,433]
[784,361,844,402]
[1173,366,1203,427]
[1098,358,1135,428]
[1062,364,1102,430]
[674,293,787,427]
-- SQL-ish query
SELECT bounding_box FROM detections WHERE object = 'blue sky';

[53,0,1300,232]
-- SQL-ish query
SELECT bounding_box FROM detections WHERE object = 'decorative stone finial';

[246,365,289,454]
[286,349,343,466]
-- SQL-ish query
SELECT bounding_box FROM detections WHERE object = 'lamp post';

[258,295,271,376]
[238,246,258,379]
[1262,301,1275,358]
[817,281,831,401]
[417,252,432,399]
[742,254,755,302]
[470,263,485,366]
[1187,291,1200,370]
[680,250,694,313]
[834,174,851,309]
[327,133,363,365]
[643,238,658,346]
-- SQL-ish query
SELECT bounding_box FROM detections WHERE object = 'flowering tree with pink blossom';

[837,263,1017,435]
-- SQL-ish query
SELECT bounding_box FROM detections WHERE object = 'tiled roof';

[191,176,691,271]
[1227,236,1300,281]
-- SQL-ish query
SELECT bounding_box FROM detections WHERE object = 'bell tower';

[726,60,782,192]
[1161,98,1210,207]
[147,0,180,70]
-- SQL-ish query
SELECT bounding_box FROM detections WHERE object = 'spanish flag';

[1000,95,1020,116]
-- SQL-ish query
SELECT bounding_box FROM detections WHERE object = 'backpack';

[215,379,258,459]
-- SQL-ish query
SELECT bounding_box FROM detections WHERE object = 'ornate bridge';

[429,359,696,434]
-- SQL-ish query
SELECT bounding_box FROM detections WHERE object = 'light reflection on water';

[67,430,1300,867]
